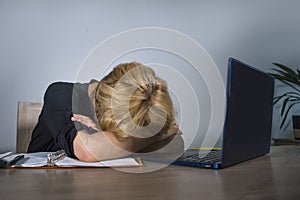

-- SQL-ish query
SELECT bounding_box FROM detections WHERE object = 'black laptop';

[172,57,275,169]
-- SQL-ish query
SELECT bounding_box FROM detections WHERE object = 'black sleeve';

[42,82,78,158]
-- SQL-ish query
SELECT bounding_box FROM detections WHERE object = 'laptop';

[172,57,275,169]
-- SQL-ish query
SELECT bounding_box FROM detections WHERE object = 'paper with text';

[2,152,141,168]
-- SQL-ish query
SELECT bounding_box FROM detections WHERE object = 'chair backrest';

[16,102,43,153]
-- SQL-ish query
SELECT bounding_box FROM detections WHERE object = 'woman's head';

[95,62,174,138]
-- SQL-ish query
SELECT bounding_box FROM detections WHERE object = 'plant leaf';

[273,63,299,79]
[297,69,300,79]
[270,63,300,86]
[281,98,290,116]
[274,92,300,105]
[269,73,300,87]
[280,96,300,116]
[279,79,300,93]
[280,101,300,129]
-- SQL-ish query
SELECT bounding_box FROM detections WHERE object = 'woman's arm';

[73,130,162,162]
[71,114,157,161]
[72,114,181,162]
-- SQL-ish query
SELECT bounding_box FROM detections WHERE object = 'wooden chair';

[16,102,43,153]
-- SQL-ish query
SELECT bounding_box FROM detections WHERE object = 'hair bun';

[95,62,174,138]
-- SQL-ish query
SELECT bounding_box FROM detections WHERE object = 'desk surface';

[1,146,300,200]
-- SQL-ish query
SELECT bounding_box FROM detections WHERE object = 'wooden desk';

[1,146,300,200]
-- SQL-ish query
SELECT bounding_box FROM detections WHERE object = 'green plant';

[269,63,300,129]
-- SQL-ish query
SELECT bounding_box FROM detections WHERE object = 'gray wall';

[1,0,300,152]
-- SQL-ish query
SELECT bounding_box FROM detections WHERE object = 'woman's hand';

[155,120,181,141]
[167,120,180,136]
[71,114,100,131]
[138,120,182,153]
[110,121,181,154]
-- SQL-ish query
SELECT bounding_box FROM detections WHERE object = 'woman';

[28,62,181,161]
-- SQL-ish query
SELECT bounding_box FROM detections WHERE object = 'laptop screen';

[221,58,274,167]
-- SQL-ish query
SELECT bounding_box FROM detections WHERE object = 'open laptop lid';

[221,58,274,168]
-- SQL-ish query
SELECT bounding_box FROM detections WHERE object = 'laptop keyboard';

[177,150,222,164]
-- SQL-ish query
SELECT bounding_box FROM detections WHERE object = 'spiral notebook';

[1,151,142,168]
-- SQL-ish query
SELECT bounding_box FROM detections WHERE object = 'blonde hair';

[95,62,174,138]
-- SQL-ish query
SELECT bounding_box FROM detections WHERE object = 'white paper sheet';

[0,152,13,159]
[56,156,141,167]
[1,152,141,168]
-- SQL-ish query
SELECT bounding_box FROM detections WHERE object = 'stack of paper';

[1,152,142,168]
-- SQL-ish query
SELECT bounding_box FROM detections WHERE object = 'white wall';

[1,0,300,152]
